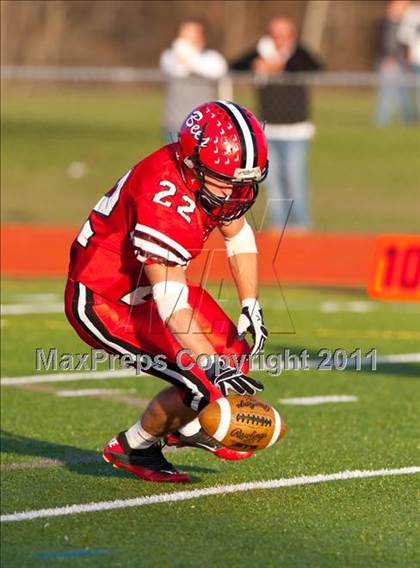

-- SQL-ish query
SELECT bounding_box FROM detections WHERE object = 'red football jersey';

[68,143,218,304]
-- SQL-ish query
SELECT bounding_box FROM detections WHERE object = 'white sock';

[125,420,158,449]
[178,417,201,437]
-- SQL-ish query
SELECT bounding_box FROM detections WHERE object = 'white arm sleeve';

[152,281,191,322]
[224,221,258,258]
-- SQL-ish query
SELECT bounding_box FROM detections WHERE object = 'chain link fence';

[2,66,419,232]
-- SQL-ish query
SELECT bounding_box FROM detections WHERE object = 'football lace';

[236,413,272,427]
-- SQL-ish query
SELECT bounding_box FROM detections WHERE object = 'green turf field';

[2,85,419,232]
[1,279,419,567]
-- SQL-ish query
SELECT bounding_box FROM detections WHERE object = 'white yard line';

[56,388,136,397]
[10,294,61,303]
[3,298,420,316]
[377,353,420,363]
[320,301,378,313]
[1,369,137,386]
[1,466,418,523]
[2,352,419,386]
[220,299,420,313]
[1,303,63,315]
[1,455,99,471]
[279,395,358,406]
[253,352,420,372]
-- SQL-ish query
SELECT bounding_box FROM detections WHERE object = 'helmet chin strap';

[190,160,258,224]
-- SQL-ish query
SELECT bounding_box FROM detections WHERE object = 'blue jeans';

[375,64,415,125]
[266,138,310,229]
[412,64,420,123]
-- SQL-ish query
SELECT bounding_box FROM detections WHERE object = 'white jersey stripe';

[76,284,203,411]
[132,237,187,266]
[135,251,148,263]
[157,368,203,412]
[217,100,254,169]
[94,169,132,216]
[77,284,136,362]
[120,285,152,305]
[135,224,192,260]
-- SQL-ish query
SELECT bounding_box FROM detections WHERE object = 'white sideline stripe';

[1,466,418,523]
[1,303,63,315]
[2,352,419,386]
[280,395,358,406]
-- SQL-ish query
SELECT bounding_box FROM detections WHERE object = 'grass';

[1,279,420,567]
[1,76,419,567]
[2,84,419,231]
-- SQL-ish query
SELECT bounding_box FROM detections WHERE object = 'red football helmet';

[178,100,268,223]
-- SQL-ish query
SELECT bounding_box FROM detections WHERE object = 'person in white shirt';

[160,20,228,139]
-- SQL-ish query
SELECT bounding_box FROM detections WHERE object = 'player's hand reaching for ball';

[237,298,268,357]
[205,361,264,397]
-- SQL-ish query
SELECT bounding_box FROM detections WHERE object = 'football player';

[65,100,269,483]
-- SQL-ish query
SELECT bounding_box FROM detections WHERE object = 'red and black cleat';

[165,430,253,461]
[103,432,191,483]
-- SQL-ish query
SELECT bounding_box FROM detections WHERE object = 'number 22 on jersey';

[153,180,196,224]
[77,175,196,248]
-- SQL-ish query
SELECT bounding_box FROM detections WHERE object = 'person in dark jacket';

[231,17,322,230]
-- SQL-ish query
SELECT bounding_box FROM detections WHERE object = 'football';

[199,395,286,451]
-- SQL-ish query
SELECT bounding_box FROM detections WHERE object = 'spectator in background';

[397,1,420,121]
[231,17,322,231]
[160,20,227,140]
[375,0,415,125]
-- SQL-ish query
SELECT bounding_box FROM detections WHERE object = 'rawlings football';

[199,395,286,451]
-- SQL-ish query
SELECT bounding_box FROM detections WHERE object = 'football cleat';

[165,429,253,461]
[103,432,191,483]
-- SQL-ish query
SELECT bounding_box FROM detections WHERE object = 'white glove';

[237,298,268,357]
